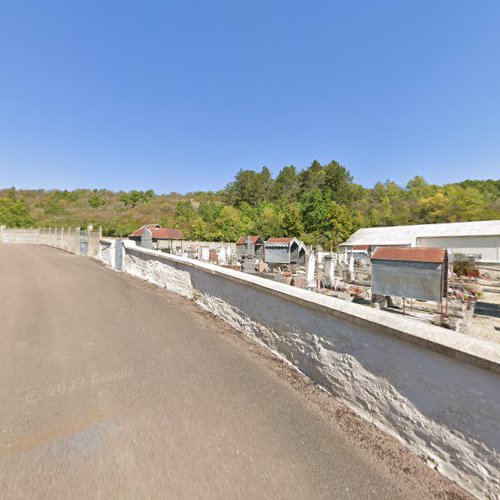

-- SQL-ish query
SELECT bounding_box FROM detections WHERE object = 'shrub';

[453,258,479,277]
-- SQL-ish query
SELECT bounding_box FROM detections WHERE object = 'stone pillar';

[87,224,94,256]
[75,226,81,255]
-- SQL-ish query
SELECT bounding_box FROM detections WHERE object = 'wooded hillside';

[1,160,499,248]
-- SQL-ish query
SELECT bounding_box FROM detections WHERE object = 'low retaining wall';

[0,226,101,256]
[0,227,41,244]
[108,242,499,498]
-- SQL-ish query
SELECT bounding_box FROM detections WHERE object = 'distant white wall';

[152,239,237,254]
[103,242,500,499]
[417,235,500,263]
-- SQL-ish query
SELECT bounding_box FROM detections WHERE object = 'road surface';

[0,244,467,499]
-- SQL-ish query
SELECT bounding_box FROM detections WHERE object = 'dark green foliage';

[224,167,274,207]
[0,192,32,227]
[119,190,155,208]
[89,194,106,208]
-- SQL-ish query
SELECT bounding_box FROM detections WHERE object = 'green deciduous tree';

[224,167,274,207]
[281,203,304,237]
[119,190,155,208]
[328,201,354,249]
[89,194,106,208]
[273,165,300,203]
[0,196,32,227]
[211,206,248,241]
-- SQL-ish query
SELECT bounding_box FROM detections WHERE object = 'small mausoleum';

[129,224,185,252]
[235,236,265,261]
[264,237,306,265]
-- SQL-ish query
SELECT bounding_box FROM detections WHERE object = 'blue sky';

[0,0,499,193]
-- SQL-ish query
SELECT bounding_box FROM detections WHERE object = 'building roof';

[236,235,263,245]
[353,245,369,251]
[340,220,500,247]
[264,237,306,250]
[372,247,447,263]
[129,224,185,240]
[266,237,294,244]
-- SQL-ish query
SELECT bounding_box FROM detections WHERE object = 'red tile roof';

[129,225,185,240]
[353,245,369,251]
[236,236,263,245]
[371,247,446,263]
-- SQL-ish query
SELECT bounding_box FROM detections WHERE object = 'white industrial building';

[340,220,500,263]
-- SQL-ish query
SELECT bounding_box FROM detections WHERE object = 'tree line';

[1,161,499,248]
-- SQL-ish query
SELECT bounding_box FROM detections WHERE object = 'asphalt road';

[0,244,466,499]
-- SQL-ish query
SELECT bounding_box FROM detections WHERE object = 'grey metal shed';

[371,247,448,302]
[264,237,306,265]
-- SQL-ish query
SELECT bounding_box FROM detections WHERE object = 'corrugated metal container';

[371,247,447,302]
[264,244,291,264]
[264,237,306,265]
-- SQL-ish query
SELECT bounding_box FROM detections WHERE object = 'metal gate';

[79,229,88,256]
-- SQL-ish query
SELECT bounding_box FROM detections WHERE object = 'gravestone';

[306,253,316,289]
[141,225,153,249]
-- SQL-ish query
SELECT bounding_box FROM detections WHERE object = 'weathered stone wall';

[99,240,113,268]
[110,243,500,498]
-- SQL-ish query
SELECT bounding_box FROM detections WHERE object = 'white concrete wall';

[417,235,500,263]
[102,243,500,498]
[0,227,40,244]
[154,239,237,254]
[0,226,92,255]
